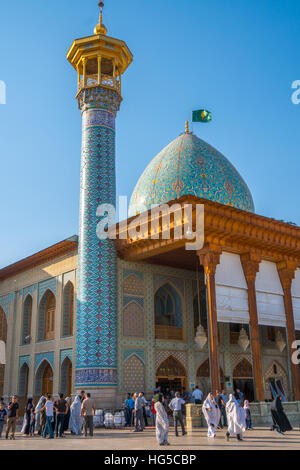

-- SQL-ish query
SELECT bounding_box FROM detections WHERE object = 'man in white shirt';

[40,395,54,439]
[169,392,187,436]
[192,386,203,404]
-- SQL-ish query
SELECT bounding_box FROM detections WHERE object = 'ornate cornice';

[113,196,300,266]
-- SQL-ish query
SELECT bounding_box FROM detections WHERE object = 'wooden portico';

[113,195,300,402]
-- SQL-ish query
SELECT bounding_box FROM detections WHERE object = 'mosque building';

[1,6,300,412]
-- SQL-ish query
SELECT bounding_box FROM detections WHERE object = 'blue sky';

[0,0,299,268]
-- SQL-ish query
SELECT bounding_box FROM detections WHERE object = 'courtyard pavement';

[0,426,300,450]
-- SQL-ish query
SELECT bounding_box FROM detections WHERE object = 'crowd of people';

[0,390,96,440]
[0,387,294,445]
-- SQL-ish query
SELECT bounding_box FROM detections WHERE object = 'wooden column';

[277,261,300,401]
[198,245,221,394]
[241,253,265,402]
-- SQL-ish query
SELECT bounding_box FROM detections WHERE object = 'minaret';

[67,2,133,405]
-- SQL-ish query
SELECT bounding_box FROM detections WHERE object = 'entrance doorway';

[42,363,53,396]
[233,358,254,402]
[156,356,186,395]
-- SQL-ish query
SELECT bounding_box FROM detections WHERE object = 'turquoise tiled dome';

[129,132,254,216]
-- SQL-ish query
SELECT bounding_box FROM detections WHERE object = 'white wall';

[255,261,286,327]
[215,252,249,323]
[292,269,300,330]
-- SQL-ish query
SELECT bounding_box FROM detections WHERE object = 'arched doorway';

[156,356,186,394]
[60,357,72,397]
[35,360,54,397]
[42,363,53,396]
[233,358,254,402]
[196,359,225,397]
[0,307,7,398]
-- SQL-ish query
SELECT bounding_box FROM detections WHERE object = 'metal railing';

[78,73,121,94]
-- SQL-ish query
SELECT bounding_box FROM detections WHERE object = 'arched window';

[38,290,56,342]
[19,363,29,397]
[0,307,7,398]
[62,282,74,337]
[123,354,145,393]
[154,283,183,340]
[60,357,72,396]
[22,295,33,344]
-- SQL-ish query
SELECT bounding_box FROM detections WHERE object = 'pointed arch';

[154,282,183,340]
[19,362,29,397]
[123,274,144,296]
[60,356,72,396]
[22,294,33,344]
[123,354,145,393]
[38,290,56,342]
[62,281,74,337]
[233,358,253,378]
[35,359,53,396]
[123,301,144,338]
[196,358,224,378]
[0,306,7,398]
[156,355,186,378]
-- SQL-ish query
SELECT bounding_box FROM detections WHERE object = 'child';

[244,400,253,430]
[0,403,7,438]
[151,398,156,426]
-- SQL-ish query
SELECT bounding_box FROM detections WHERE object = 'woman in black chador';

[270,396,293,435]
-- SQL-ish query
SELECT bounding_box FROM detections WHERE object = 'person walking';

[270,395,292,435]
[192,386,203,404]
[5,396,19,440]
[154,394,170,446]
[63,397,71,433]
[225,394,246,441]
[23,397,34,436]
[216,391,227,428]
[169,392,187,437]
[0,402,7,438]
[124,393,134,427]
[54,393,69,438]
[141,392,149,427]
[41,395,54,439]
[244,400,253,430]
[69,395,83,435]
[151,398,156,426]
[133,392,144,432]
[202,393,220,438]
[80,393,95,437]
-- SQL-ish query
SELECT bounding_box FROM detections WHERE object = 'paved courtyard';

[0,426,300,450]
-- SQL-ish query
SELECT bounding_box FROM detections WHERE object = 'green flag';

[192,109,212,123]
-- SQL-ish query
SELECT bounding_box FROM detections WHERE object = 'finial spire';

[185,121,189,134]
[99,1,104,25]
[94,1,107,35]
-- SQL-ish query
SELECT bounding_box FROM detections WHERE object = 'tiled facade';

[0,249,296,407]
